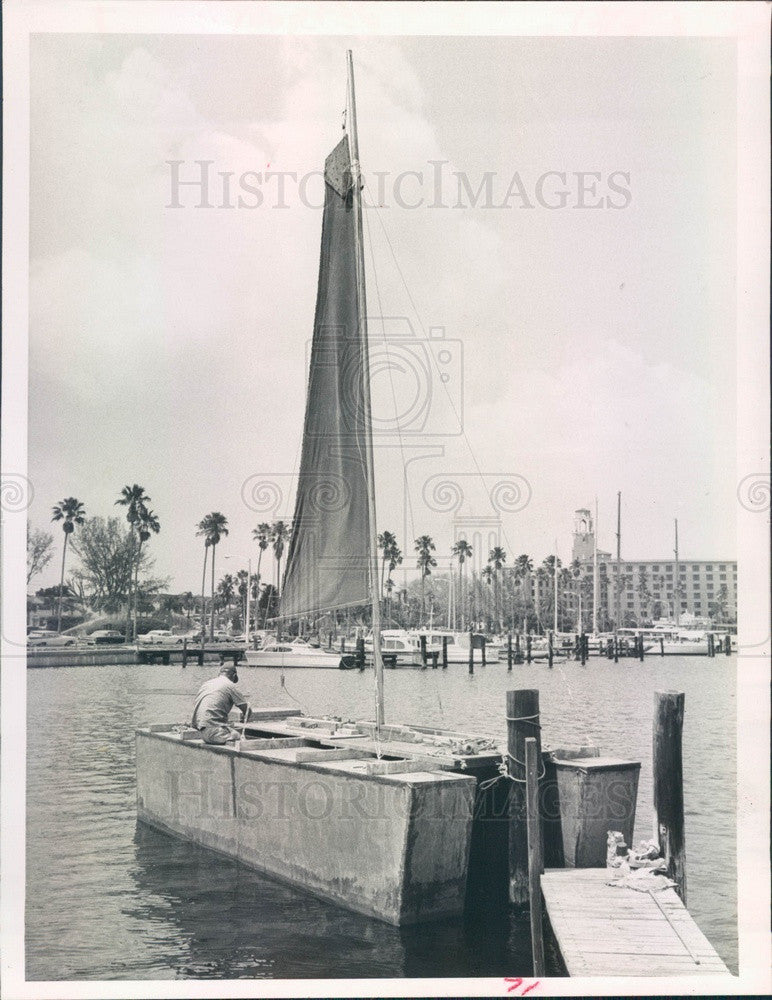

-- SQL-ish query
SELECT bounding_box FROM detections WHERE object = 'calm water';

[26,656,737,979]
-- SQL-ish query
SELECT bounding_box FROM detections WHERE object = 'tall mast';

[593,497,599,634]
[615,491,621,628]
[673,518,680,627]
[347,51,384,730]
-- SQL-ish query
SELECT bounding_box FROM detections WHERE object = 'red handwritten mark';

[504,978,540,995]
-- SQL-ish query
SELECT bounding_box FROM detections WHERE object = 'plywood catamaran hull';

[136,722,477,925]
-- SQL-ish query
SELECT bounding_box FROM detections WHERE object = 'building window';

[652,564,659,571]
[705,564,712,570]
[719,564,726,570]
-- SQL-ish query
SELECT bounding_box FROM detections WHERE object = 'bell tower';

[572,508,594,562]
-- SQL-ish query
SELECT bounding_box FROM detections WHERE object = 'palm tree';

[199,512,229,639]
[271,521,290,598]
[481,564,494,629]
[488,546,507,632]
[115,485,150,640]
[51,497,86,633]
[451,539,473,630]
[414,535,437,625]
[180,591,195,622]
[195,518,211,639]
[378,530,398,597]
[252,521,271,601]
[217,573,236,626]
[515,554,533,617]
[133,506,160,639]
[385,576,395,624]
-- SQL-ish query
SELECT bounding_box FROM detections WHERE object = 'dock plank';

[541,868,730,977]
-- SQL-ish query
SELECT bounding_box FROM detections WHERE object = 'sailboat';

[135,53,501,926]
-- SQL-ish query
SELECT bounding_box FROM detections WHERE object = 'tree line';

[27,506,733,636]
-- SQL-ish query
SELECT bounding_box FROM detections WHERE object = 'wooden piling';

[507,633,513,671]
[182,638,188,668]
[508,688,541,906]
[725,634,731,656]
[431,650,439,669]
[355,637,365,671]
[707,633,714,658]
[340,637,346,654]
[525,634,532,664]
[653,690,687,903]
[515,632,521,658]
[638,633,644,662]
[441,635,448,669]
[660,637,665,657]
[525,736,546,977]
[613,635,619,663]
[468,628,474,675]
[580,632,586,666]
[547,632,553,668]
[481,636,487,666]
[420,634,427,668]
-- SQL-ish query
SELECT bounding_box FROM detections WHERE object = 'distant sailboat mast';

[347,51,385,729]
[593,496,599,634]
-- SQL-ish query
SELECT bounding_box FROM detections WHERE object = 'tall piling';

[468,627,474,675]
[507,633,513,671]
[725,634,731,656]
[441,635,448,669]
[547,632,553,668]
[525,634,532,664]
[355,637,365,671]
[508,688,541,907]
[420,635,427,669]
[580,632,586,666]
[525,736,546,976]
[653,690,687,903]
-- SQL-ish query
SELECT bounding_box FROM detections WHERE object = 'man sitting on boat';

[191,664,249,744]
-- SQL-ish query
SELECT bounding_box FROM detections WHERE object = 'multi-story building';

[567,508,737,625]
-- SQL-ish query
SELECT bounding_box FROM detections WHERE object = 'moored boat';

[244,640,347,669]
[136,51,500,925]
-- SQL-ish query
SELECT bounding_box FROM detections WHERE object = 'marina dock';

[26,642,243,669]
[541,868,730,976]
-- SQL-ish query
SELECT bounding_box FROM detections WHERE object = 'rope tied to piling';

[478,749,546,791]
[505,714,542,728]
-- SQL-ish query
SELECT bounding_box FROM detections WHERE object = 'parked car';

[137,629,184,646]
[88,629,126,645]
[27,631,78,648]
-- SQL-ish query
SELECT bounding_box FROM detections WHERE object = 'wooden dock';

[541,868,730,977]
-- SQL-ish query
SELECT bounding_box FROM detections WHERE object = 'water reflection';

[128,822,530,979]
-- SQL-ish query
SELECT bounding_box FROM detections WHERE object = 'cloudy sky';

[28,33,737,592]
